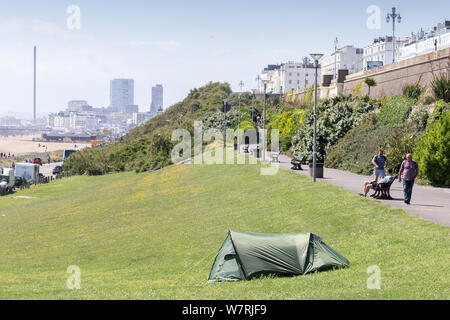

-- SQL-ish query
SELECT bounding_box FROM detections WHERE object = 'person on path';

[398,154,419,205]
[372,150,388,182]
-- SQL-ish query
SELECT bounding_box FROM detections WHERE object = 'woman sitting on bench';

[362,168,395,197]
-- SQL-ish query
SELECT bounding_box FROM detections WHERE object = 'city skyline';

[0,0,449,116]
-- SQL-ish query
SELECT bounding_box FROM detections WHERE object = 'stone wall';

[342,47,450,97]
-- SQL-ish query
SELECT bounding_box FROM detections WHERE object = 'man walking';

[398,154,419,205]
[372,150,389,182]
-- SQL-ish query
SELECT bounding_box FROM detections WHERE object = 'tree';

[414,110,450,185]
[364,77,377,96]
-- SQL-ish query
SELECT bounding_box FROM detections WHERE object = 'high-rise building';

[150,84,163,115]
[109,79,134,113]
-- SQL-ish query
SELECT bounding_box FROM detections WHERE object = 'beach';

[0,134,90,156]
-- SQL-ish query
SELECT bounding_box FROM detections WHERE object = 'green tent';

[208,231,349,282]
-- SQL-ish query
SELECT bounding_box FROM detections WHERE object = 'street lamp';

[310,53,324,182]
[386,7,402,63]
[334,37,338,80]
[238,80,244,153]
[261,79,269,161]
[223,98,228,148]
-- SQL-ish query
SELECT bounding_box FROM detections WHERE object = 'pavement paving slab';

[275,154,450,227]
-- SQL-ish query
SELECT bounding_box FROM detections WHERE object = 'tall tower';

[33,46,37,123]
[150,84,163,115]
[109,79,134,112]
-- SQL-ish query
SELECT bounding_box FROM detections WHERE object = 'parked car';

[33,158,42,166]
[14,176,23,188]
[52,166,63,175]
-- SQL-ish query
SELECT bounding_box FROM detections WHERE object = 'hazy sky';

[0,0,449,116]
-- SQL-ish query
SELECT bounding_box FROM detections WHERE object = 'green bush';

[268,109,307,151]
[325,113,415,175]
[419,87,437,105]
[377,96,416,126]
[428,100,450,126]
[430,73,450,103]
[352,80,363,97]
[385,133,419,172]
[414,109,450,185]
[409,109,429,132]
[402,83,423,100]
[292,95,376,163]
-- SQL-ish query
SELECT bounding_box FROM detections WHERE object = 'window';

[289,72,292,76]
[297,80,300,84]
[297,73,300,76]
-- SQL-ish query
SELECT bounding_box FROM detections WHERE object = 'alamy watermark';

[366,5,381,30]
[67,5,81,30]
[366,265,381,289]
[67,265,81,290]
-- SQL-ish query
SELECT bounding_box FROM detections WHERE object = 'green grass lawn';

[0,160,449,299]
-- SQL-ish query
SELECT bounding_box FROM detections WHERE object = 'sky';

[0,0,449,117]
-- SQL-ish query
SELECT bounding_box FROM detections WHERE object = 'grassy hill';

[0,158,448,299]
[66,82,259,175]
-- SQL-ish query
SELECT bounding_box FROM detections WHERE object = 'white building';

[109,79,134,113]
[259,59,319,94]
[399,20,450,61]
[47,112,100,131]
[321,45,364,77]
[363,36,408,71]
[150,84,163,115]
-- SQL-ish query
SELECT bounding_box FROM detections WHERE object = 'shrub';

[409,108,429,132]
[428,100,450,126]
[402,83,423,100]
[385,133,419,172]
[414,109,450,185]
[430,73,450,102]
[268,109,307,151]
[292,95,376,163]
[325,114,412,175]
[377,96,416,126]
[352,80,363,97]
[419,87,437,105]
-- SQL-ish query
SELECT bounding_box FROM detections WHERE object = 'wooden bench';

[271,151,281,163]
[370,176,397,200]
[291,155,305,170]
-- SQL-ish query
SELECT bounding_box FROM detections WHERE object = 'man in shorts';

[362,168,395,197]
[372,150,389,182]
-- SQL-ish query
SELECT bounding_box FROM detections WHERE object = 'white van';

[14,163,40,185]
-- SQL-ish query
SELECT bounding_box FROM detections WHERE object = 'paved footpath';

[275,154,450,227]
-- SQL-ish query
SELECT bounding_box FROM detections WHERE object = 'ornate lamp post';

[310,53,324,182]
[334,37,338,80]
[386,7,402,63]
[261,79,268,161]
[238,80,244,152]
